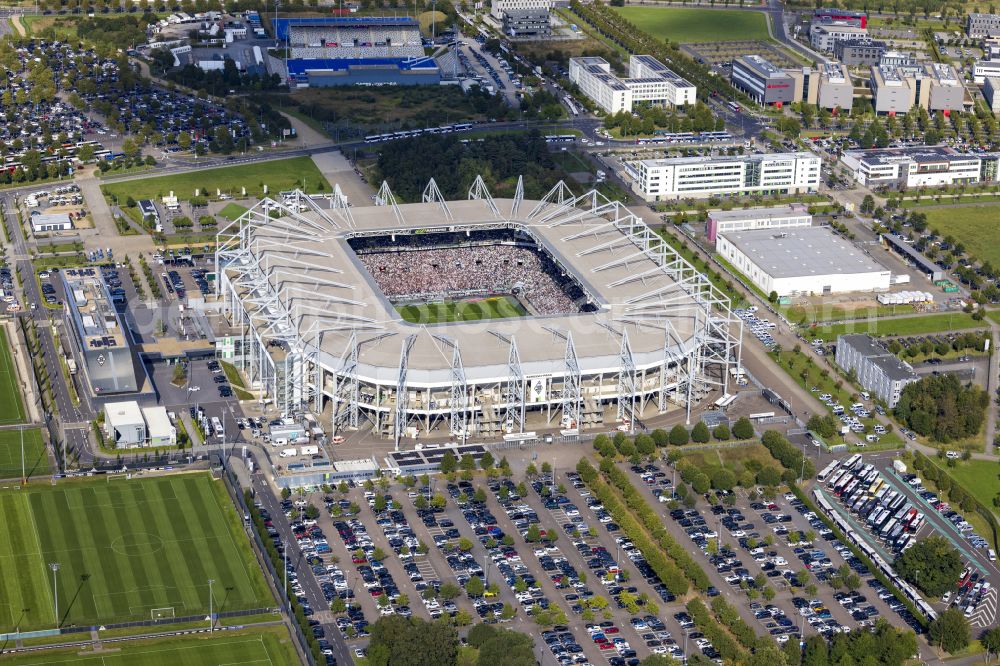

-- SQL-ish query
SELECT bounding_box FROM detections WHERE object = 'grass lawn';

[922,204,1000,268]
[0,327,26,425]
[0,626,298,665]
[102,157,330,204]
[610,7,770,42]
[396,296,527,324]
[218,203,249,221]
[0,429,48,479]
[944,459,1000,510]
[0,473,273,632]
[805,312,985,339]
[676,443,782,476]
[220,360,254,401]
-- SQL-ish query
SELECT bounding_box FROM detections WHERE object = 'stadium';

[216,178,742,448]
[274,16,441,87]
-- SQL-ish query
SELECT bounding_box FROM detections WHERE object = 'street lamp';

[48,563,60,627]
[208,579,215,632]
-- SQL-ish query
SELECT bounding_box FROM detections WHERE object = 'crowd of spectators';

[358,244,580,315]
[289,25,424,60]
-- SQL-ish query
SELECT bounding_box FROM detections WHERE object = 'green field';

[610,7,771,42]
[922,204,1000,268]
[0,429,48,479]
[218,203,249,221]
[101,157,330,204]
[396,296,527,323]
[945,459,1000,512]
[0,327,26,425]
[807,312,985,339]
[0,627,298,665]
[0,473,273,632]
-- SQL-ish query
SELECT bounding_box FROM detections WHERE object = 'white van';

[989,549,997,562]
[279,448,296,458]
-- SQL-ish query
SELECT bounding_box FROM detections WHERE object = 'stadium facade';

[274,17,441,87]
[216,178,742,448]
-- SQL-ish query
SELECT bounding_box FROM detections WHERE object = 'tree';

[894,374,988,443]
[440,582,462,600]
[712,424,730,441]
[894,535,963,598]
[732,417,754,440]
[440,452,458,474]
[479,451,494,470]
[367,616,459,666]
[465,575,485,598]
[638,656,680,666]
[982,626,1000,662]
[668,424,689,446]
[280,487,291,500]
[691,422,710,443]
[635,434,656,456]
[929,607,971,654]
[460,453,476,471]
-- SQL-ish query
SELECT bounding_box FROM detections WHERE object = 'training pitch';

[610,7,770,43]
[0,428,49,479]
[396,295,527,323]
[0,473,273,632]
[0,627,298,665]
[0,327,26,425]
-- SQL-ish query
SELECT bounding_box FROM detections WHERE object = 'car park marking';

[969,586,996,629]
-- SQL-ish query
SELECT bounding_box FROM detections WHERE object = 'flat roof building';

[503,8,550,38]
[814,8,867,28]
[706,204,812,243]
[732,55,794,106]
[62,268,138,395]
[29,212,73,233]
[833,38,886,66]
[973,58,1000,83]
[716,226,891,297]
[142,406,177,447]
[835,334,917,407]
[104,401,146,448]
[870,63,966,114]
[568,55,695,114]
[841,146,1000,189]
[968,13,1000,38]
[490,0,552,19]
[881,233,945,282]
[810,23,868,52]
[629,152,821,201]
[786,63,854,110]
[985,77,1000,112]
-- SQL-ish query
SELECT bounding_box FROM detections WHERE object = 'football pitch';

[0,628,298,665]
[0,429,49,479]
[610,7,771,42]
[396,295,527,323]
[0,327,26,425]
[0,473,273,632]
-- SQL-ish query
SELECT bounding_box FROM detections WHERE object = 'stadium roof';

[219,193,719,382]
[274,16,419,40]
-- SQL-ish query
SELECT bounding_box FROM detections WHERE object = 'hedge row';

[709,595,759,652]
[600,462,711,592]
[576,458,689,596]
[762,430,816,480]
[686,599,748,663]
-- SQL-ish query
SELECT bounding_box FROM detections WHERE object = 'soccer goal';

[151,607,176,621]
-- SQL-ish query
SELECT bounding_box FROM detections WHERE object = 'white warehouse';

[706,204,812,244]
[716,226,891,297]
[629,152,821,201]
[568,55,696,114]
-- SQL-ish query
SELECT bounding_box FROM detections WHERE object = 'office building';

[786,63,855,110]
[834,38,886,66]
[731,55,793,106]
[985,77,1000,112]
[706,204,811,244]
[629,152,821,201]
[835,334,918,407]
[968,13,1000,38]
[810,23,868,52]
[813,8,867,28]
[716,226,891,297]
[841,146,1000,188]
[62,268,138,395]
[104,401,146,448]
[568,55,695,114]
[503,8,550,37]
[491,0,552,19]
[870,63,965,114]
[879,50,917,67]
[974,58,1000,83]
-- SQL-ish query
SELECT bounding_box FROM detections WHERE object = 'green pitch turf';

[0,429,49,479]
[610,6,770,42]
[0,327,26,425]
[396,296,527,323]
[0,627,299,665]
[0,473,273,632]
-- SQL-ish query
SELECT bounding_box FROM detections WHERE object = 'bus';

[817,460,840,483]
[544,134,576,143]
[211,416,224,440]
[727,101,740,112]
[843,454,862,472]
